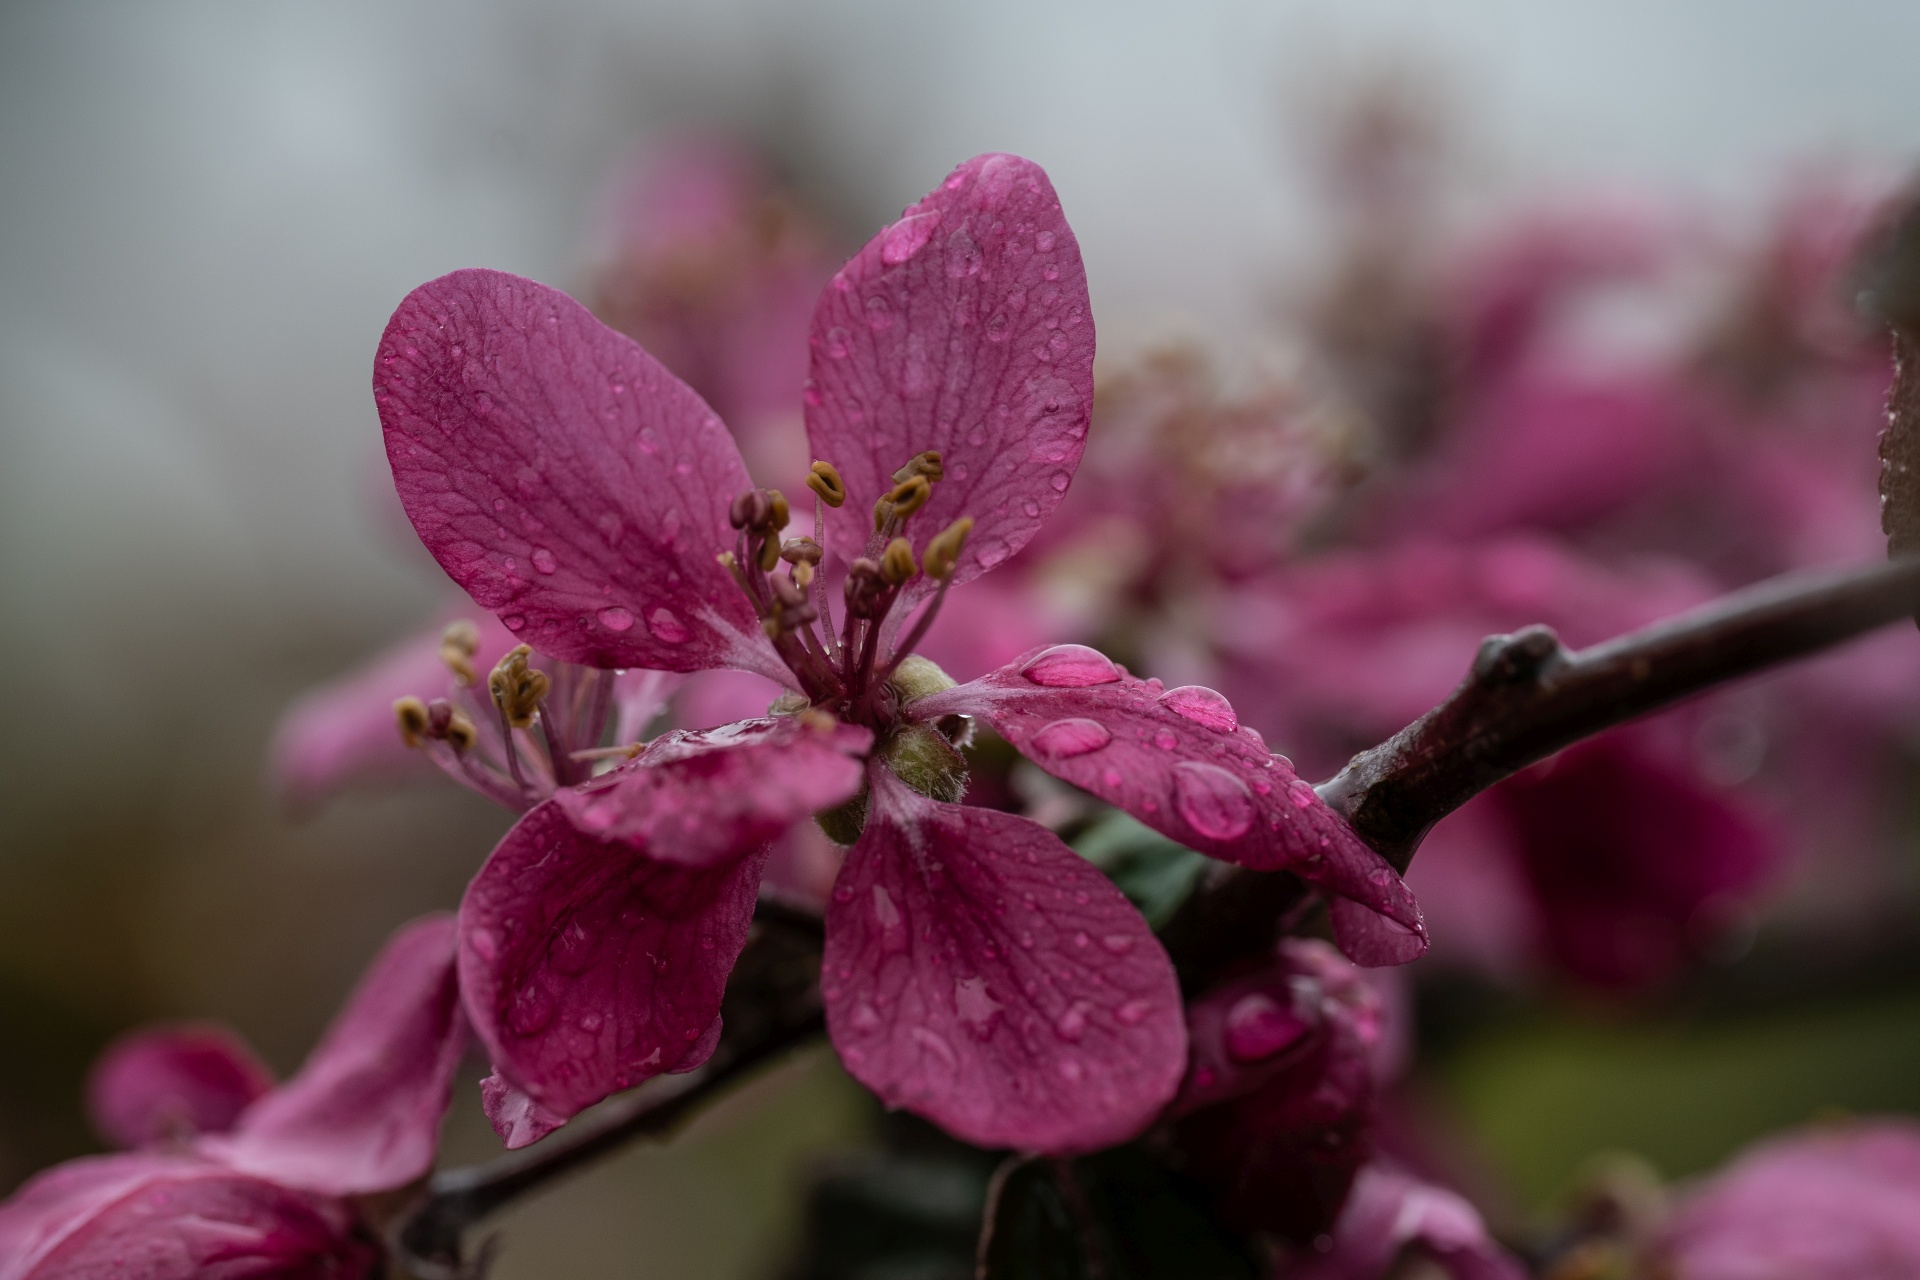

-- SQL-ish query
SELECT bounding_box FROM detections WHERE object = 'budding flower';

[488,644,550,729]
[438,619,481,685]
[806,460,847,507]
[923,516,974,580]
[880,537,918,585]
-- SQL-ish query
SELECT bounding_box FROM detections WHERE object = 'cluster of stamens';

[720,452,973,727]
[392,622,623,809]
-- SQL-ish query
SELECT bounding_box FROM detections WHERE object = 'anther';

[923,516,974,580]
[887,474,932,521]
[880,537,917,585]
[394,696,431,748]
[791,560,815,589]
[766,489,791,531]
[394,696,475,752]
[892,451,944,484]
[729,490,770,530]
[771,575,809,609]
[780,537,823,566]
[806,461,847,508]
[844,557,884,617]
[488,644,551,729]
[439,620,482,686]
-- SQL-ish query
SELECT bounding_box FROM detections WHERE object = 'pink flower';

[1653,1119,1920,1280]
[375,153,1426,1154]
[1275,1162,1527,1280]
[0,916,466,1279]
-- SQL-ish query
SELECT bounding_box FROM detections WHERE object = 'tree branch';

[1164,556,1920,988]
[395,916,827,1276]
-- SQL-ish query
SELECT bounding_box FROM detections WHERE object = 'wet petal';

[552,716,869,864]
[458,801,765,1128]
[1284,1162,1527,1280]
[822,770,1183,1155]
[806,155,1093,595]
[86,1025,274,1150]
[378,268,783,679]
[268,612,519,811]
[0,1153,375,1280]
[202,915,465,1196]
[913,659,1427,965]
[479,1073,568,1151]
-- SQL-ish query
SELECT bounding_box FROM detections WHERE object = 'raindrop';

[872,884,901,929]
[824,326,852,359]
[508,983,556,1036]
[1049,471,1070,492]
[1054,1002,1090,1043]
[1287,780,1318,810]
[911,1027,958,1068]
[1116,999,1152,1026]
[955,977,1005,1037]
[1030,718,1112,759]
[850,1002,881,1033]
[1101,934,1135,955]
[649,608,689,644]
[503,614,528,632]
[881,209,941,264]
[469,928,499,961]
[967,425,989,446]
[1172,761,1256,840]
[1152,728,1178,751]
[976,538,1010,568]
[945,227,983,278]
[1223,993,1311,1063]
[985,313,1010,342]
[1020,644,1122,687]
[531,548,558,575]
[1158,685,1238,733]
[865,295,895,330]
[1022,499,1040,517]
[597,607,634,632]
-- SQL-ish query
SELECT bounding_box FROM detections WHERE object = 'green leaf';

[1071,810,1209,930]
[977,1148,1257,1280]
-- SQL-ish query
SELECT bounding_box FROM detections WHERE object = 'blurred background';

[8,1,1920,1275]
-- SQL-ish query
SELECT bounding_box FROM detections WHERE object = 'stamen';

[781,538,823,566]
[887,474,932,521]
[757,533,783,573]
[892,451,944,484]
[394,696,432,748]
[880,537,917,585]
[765,489,790,531]
[729,490,771,530]
[488,645,551,730]
[923,516,974,580]
[792,560,815,589]
[806,461,847,507]
[395,696,476,752]
[439,620,482,685]
[843,558,885,618]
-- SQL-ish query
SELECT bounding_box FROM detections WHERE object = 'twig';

[1164,556,1920,987]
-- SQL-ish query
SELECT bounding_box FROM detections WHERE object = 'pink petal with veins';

[0,1153,375,1280]
[458,802,765,1126]
[378,268,783,679]
[87,1025,274,1151]
[913,656,1427,965]
[822,770,1183,1154]
[203,915,465,1197]
[553,717,869,864]
[268,612,520,811]
[805,154,1093,596]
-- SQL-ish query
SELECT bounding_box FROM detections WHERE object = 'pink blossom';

[0,916,465,1279]
[1653,1119,1920,1280]
[376,153,1425,1153]
[1275,1162,1526,1280]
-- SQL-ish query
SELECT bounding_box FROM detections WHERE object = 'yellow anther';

[923,516,974,580]
[488,644,550,729]
[798,707,838,734]
[716,550,738,571]
[444,709,478,752]
[872,494,895,532]
[439,620,481,686]
[892,451,944,484]
[766,489,791,531]
[394,696,431,748]
[792,560,815,589]
[757,533,782,572]
[880,537,917,585]
[887,474,932,521]
[806,461,847,508]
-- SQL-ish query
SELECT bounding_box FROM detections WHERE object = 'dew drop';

[1287,780,1318,810]
[531,548,558,575]
[1049,471,1070,492]
[864,295,895,330]
[1031,717,1112,759]
[1152,728,1178,751]
[1368,867,1393,887]
[1054,1002,1090,1043]
[1101,934,1135,955]
[648,608,689,644]
[944,227,983,278]
[985,312,1010,342]
[824,326,852,359]
[1022,499,1040,517]
[1159,685,1238,733]
[967,424,989,446]
[1116,999,1153,1026]
[872,884,901,929]
[976,538,1010,568]
[955,977,1005,1037]
[1171,761,1256,840]
[1035,230,1056,252]
[850,1002,881,1033]
[1223,993,1312,1063]
[508,983,556,1036]
[597,606,634,632]
[1058,1057,1084,1082]
[1020,644,1122,687]
[503,614,527,632]
[881,209,941,264]
[911,1027,958,1068]
[469,927,499,962]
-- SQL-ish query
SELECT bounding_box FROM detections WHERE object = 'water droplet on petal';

[1021,499,1040,517]
[469,928,499,961]
[1049,471,1070,492]
[1116,998,1152,1026]
[503,614,527,632]
[955,977,1005,1038]
[944,227,983,278]
[508,983,556,1036]
[912,1027,958,1068]
[1101,934,1135,955]
[1172,761,1256,840]
[1054,1001,1090,1042]
[1035,230,1057,252]
[1287,780,1318,810]
[547,921,598,975]
[872,884,901,929]
[864,295,895,330]
[597,607,634,632]
[824,326,851,359]
[531,548,558,574]
[975,538,1010,569]
[1368,867,1393,887]
[1152,728,1178,751]
[1223,993,1312,1063]
[881,209,941,264]
[1159,685,1238,733]
[1031,717,1112,759]
[649,608,689,644]
[1021,644,1122,687]
[850,1002,881,1033]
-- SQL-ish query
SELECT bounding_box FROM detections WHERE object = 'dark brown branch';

[1165,556,1920,988]
[395,916,827,1276]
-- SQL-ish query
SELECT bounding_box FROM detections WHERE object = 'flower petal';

[822,770,1183,1154]
[552,716,869,864]
[458,801,765,1127]
[479,1073,568,1151]
[202,914,465,1196]
[268,612,519,811]
[86,1025,274,1150]
[1283,1162,1526,1280]
[805,154,1093,593]
[0,1153,375,1280]
[377,268,782,678]
[912,658,1428,965]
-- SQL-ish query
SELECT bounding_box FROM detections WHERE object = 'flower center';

[720,453,973,731]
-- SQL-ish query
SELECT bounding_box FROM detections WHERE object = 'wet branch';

[1163,555,1920,988]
